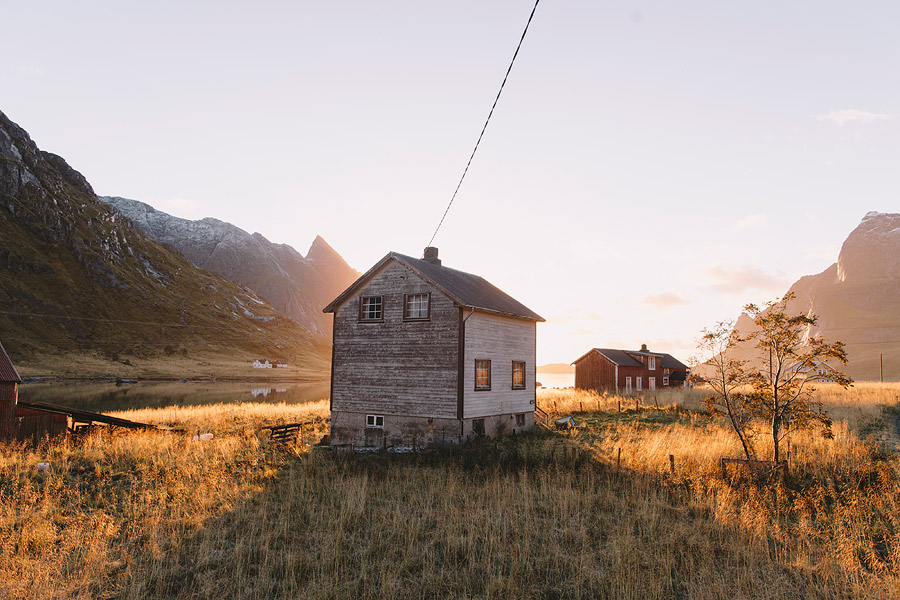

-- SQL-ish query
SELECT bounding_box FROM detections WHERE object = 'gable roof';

[323,252,544,321]
[572,348,644,367]
[572,348,689,370]
[0,341,22,383]
[659,354,689,370]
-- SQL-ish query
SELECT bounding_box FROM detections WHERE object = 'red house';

[572,344,689,394]
[0,341,20,441]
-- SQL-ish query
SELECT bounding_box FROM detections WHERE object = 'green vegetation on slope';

[0,111,329,376]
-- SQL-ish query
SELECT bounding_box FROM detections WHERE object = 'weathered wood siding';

[0,383,16,441]
[331,261,459,418]
[462,311,535,419]
[574,352,615,393]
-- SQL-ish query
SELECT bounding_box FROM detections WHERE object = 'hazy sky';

[4,1,898,365]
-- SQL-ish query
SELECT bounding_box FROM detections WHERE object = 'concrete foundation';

[329,410,535,449]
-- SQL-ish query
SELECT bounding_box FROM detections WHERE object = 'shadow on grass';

[121,424,900,600]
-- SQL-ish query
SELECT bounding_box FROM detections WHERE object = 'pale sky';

[4,1,898,365]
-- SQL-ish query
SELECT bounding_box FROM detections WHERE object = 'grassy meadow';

[2,384,899,598]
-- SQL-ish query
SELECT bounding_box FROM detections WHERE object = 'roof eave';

[462,305,545,323]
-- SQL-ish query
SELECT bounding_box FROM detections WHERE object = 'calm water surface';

[536,372,575,389]
[18,380,331,413]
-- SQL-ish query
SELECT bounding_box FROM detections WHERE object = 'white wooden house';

[323,247,544,448]
[252,359,272,369]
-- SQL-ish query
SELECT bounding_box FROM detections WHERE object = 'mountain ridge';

[731,211,900,381]
[101,196,359,336]
[0,109,329,375]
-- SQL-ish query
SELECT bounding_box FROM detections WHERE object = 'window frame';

[403,292,431,321]
[358,295,384,322]
[625,376,632,393]
[515,413,526,427]
[366,414,384,428]
[636,377,642,391]
[648,356,656,370]
[662,376,669,386]
[511,360,526,390]
[475,359,492,391]
[649,377,656,390]
[472,418,486,436]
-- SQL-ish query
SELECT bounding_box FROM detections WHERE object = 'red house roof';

[0,341,22,383]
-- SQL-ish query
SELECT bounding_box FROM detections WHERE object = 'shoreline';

[19,375,330,385]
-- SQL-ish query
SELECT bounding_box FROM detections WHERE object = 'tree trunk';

[772,415,780,463]
[726,403,754,460]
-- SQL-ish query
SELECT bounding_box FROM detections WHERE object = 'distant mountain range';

[731,211,900,381]
[0,109,331,372]
[101,197,359,337]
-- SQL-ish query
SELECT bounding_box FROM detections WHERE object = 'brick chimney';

[423,247,441,266]
[640,343,648,352]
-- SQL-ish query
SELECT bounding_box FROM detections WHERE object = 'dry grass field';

[2,385,899,599]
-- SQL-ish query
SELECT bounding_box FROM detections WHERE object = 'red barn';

[572,344,689,394]
[0,342,71,444]
[0,341,20,440]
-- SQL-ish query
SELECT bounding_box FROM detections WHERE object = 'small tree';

[743,293,852,463]
[695,319,757,460]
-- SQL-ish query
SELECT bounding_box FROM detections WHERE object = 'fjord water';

[18,380,331,413]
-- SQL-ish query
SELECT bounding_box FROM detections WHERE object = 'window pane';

[361,296,382,320]
[512,361,525,388]
[405,293,429,319]
[475,360,491,389]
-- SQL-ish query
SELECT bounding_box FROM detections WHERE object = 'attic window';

[475,360,491,391]
[648,356,656,370]
[359,296,383,321]
[404,293,430,320]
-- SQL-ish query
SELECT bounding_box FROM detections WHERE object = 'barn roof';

[323,252,544,322]
[659,354,689,370]
[0,341,22,383]
[571,348,689,370]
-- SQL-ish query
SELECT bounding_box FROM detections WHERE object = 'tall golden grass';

[0,385,898,598]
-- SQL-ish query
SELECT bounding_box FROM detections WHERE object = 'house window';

[663,376,669,386]
[648,356,656,370]
[649,377,656,390]
[512,361,526,389]
[475,360,491,390]
[366,414,384,428]
[636,377,642,391]
[472,418,485,436]
[359,296,383,321]
[515,413,526,427]
[625,377,632,393]
[404,293,430,320]
[664,368,670,375]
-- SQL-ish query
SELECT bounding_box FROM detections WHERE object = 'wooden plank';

[16,400,156,429]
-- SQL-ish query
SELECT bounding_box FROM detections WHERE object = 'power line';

[0,310,190,327]
[427,0,541,248]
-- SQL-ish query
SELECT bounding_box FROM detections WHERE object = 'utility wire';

[427,0,541,248]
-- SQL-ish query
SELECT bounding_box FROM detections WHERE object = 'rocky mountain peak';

[836,211,900,284]
[102,196,359,336]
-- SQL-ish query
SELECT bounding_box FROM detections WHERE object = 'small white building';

[252,359,272,369]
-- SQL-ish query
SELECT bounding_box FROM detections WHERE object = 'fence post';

[669,454,675,475]
[616,447,621,470]
[299,424,305,447]
[617,399,621,413]
[655,396,659,410]
[635,398,639,412]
